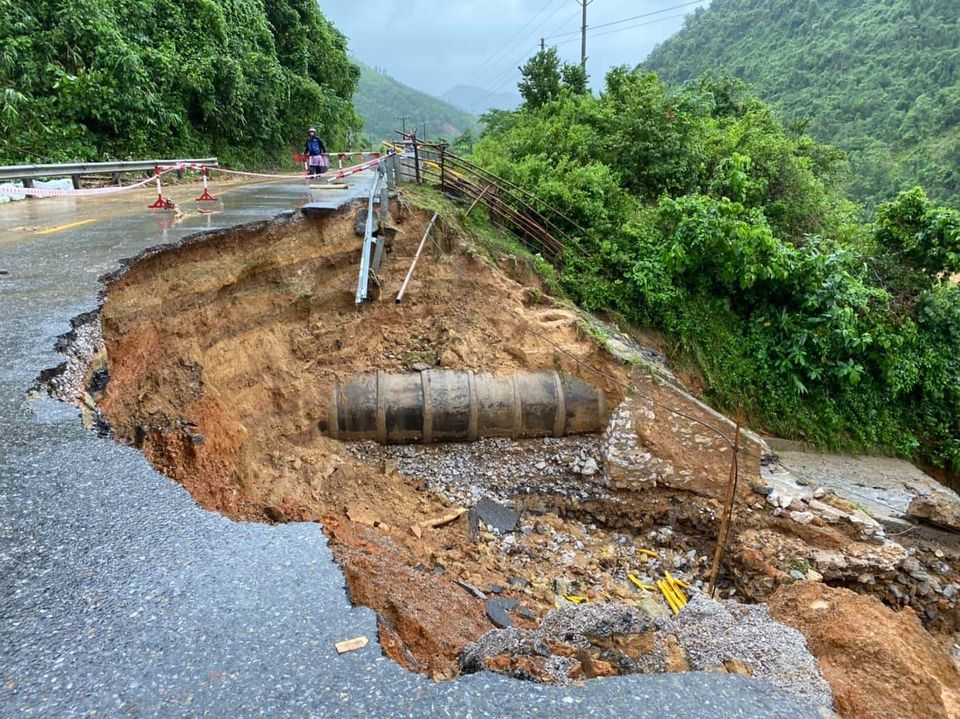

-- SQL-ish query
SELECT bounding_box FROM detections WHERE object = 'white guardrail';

[0,158,219,185]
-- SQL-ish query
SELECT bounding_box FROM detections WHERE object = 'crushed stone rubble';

[347,435,611,507]
[461,593,833,711]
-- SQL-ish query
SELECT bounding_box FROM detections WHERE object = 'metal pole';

[379,163,389,225]
[386,153,397,189]
[580,0,588,68]
[395,212,439,304]
[356,172,383,304]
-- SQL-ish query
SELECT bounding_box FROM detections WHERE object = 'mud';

[769,582,960,718]
[92,202,640,677]
[81,196,960,711]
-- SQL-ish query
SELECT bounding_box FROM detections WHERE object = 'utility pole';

[540,37,545,52]
[580,0,590,69]
[398,115,407,133]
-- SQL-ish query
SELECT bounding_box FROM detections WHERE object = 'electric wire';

[555,11,696,46]
[456,0,566,89]
[544,0,708,40]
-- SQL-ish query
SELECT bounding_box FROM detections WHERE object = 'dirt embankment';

[96,203,633,677]
[769,582,960,719]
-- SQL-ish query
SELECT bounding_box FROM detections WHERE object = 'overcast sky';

[319,0,710,97]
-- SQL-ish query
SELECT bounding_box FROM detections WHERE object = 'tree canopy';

[645,0,960,211]
[0,0,360,166]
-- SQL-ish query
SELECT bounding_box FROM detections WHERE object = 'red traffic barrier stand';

[195,166,217,202]
[147,165,175,210]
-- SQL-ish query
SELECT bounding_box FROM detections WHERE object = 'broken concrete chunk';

[334,636,368,654]
[473,496,519,533]
[580,458,599,476]
[907,494,960,533]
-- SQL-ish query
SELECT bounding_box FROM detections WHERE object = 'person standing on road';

[304,127,328,178]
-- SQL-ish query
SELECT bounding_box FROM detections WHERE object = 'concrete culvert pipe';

[327,370,607,444]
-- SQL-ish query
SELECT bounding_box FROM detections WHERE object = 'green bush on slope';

[476,65,960,472]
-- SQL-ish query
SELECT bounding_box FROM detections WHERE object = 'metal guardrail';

[0,158,219,184]
[406,142,572,262]
[355,165,386,304]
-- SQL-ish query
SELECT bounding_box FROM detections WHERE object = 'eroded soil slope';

[96,204,635,677]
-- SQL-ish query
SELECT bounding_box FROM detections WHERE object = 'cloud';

[319,0,709,96]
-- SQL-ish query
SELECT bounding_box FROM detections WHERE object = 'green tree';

[518,47,590,109]
[473,64,960,473]
[0,0,360,166]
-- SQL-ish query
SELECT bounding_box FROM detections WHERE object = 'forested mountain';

[645,0,960,210]
[441,84,522,115]
[354,63,476,142]
[0,0,359,166]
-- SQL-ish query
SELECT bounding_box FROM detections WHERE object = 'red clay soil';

[768,582,960,719]
[94,203,631,677]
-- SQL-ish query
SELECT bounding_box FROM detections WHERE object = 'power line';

[545,0,707,40]
[459,0,567,88]
[555,10,695,46]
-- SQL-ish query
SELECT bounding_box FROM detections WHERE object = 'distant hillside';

[354,63,476,142]
[645,0,960,209]
[442,84,522,115]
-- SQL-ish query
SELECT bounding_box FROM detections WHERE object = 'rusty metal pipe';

[327,370,607,444]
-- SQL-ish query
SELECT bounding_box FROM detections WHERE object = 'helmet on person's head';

[308,127,317,134]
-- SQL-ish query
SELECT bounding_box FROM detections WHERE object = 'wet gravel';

[347,435,611,507]
[674,594,834,710]
[0,186,823,718]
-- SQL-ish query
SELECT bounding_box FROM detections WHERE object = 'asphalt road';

[0,177,821,718]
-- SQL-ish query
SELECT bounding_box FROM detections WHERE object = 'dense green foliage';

[517,48,588,109]
[0,0,359,166]
[354,62,476,143]
[645,0,960,210]
[476,64,960,473]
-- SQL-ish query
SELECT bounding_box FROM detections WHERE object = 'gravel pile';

[462,604,664,683]
[674,593,833,710]
[462,595,834,711]
[347,435,610,507]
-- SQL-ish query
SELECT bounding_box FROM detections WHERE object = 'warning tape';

[0,168,176,198]
[0,152,395,200]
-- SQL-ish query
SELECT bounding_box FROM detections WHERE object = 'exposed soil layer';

[96,203,636,677]
[769,582,960,719]
[90,199,960,706]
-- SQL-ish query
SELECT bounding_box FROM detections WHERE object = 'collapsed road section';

[39,190,960,717]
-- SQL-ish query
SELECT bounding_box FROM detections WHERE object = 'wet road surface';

[0,177,820,717]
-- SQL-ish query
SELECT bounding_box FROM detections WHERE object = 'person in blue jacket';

[304,127,328,177]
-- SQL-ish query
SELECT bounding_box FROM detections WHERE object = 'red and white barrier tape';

[0,152,394,200]
[322,153,395,182]
[0,167,177,198]
[172,153,393,182]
